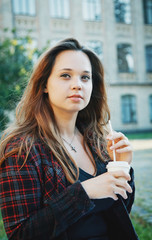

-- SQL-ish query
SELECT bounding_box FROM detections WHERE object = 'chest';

[68,143,96,176]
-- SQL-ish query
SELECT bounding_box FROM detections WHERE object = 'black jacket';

[0,139,139,240]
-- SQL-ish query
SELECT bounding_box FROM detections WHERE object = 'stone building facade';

[0,0,152,132]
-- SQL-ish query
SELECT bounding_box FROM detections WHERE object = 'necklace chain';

[62,132,77,152]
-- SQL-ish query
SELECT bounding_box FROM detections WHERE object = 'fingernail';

[110,146,114,150]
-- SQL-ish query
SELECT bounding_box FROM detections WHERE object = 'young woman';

[0,38,139,240]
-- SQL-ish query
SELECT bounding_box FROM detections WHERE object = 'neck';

[53,110,78,138]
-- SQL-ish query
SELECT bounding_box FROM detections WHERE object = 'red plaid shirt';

[0,137,138,240]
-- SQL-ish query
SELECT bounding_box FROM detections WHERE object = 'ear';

[44,87,48,93]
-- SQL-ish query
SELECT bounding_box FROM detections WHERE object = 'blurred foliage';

[131,213,152,240]
[126,132,152,139]
[0,29,50,131]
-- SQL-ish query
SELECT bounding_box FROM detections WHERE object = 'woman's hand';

[106,131,133,164]
[81,170,132,200]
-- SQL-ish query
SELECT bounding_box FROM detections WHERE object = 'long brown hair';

[0,38,110,183]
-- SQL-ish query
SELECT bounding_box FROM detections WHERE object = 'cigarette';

[108,120,116,162]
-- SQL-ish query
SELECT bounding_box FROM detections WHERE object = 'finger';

[116,146,133,153]
[110,139,130,150]
[111,192,118,201]
[115,179,132,193]
[107,131,128,141]
[114,186,128,199]
[107,139,121,153]
[111,170,131,181]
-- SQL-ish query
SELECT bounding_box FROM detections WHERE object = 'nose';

[71,77,82,90]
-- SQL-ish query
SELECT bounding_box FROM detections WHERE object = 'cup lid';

[107,161,130,167]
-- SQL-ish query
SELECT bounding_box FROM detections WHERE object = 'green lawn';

[0,211,7,240]
[131,213,152,240]
[126,132,152,139]
[128,131,152,239]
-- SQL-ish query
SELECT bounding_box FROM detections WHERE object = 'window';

[49,0,70,19]
[114,0,131,24]
[117,44,134,73]
[82,0,101,21]
[143,0,152,24]
[149,95,152,122]
[12,0,36,16]
[121,95,137,123]
[146,45,152,72]
[86,41,103,59]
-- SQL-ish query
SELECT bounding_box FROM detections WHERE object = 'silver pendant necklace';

[62,133,77,152]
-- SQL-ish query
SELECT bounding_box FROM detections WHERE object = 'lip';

[68,94,83,99]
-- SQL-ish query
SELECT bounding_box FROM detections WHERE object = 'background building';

[0,0,152,132]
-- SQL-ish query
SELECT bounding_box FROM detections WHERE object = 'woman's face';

[45,50,93,116]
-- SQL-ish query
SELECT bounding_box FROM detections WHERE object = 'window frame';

[143,0,152,24]
[117,43,134,73]
[49,0,70,19]
[149,95,152,122]
[145,45,152,72]
[12,0,36,16]
[82,0,102,22]
[121,95,137,124]
[85,40,103,59]
[114,0,132,24]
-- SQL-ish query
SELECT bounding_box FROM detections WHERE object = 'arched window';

[121,95,137,123]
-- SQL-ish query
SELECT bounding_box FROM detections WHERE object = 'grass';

[126,132,152,139]
[127,131,152,239]
[131,213,152,240]
[0,211,7,240]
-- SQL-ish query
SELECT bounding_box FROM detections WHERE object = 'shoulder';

[5,135,47,152]
[3,136,53,168]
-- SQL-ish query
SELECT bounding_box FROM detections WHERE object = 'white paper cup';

[106,161,130,180]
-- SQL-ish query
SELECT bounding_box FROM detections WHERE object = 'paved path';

[130,139,152,224]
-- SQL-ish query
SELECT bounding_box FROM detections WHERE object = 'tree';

[0,31,37,131]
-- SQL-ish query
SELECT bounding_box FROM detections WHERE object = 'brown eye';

[60,73,71,79]
[81,75,90,81]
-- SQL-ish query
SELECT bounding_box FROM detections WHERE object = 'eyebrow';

[58,68,91,74]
